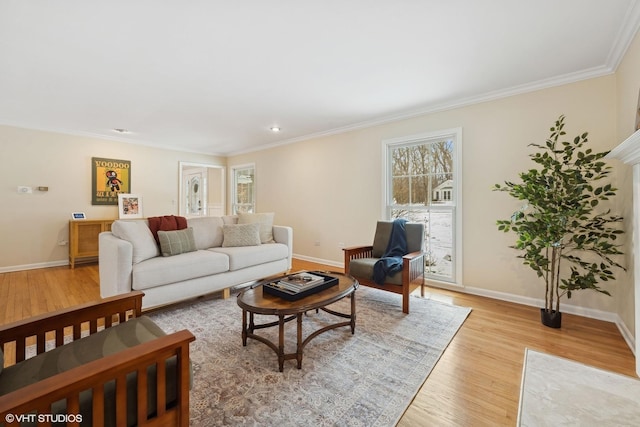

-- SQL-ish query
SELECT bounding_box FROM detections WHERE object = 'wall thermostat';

[71,212,87,220]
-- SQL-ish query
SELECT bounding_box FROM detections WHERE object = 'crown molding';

[607,129,640,165]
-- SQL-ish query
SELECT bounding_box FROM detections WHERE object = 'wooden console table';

[69,219,115,268]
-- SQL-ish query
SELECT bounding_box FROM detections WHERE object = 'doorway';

[178,162,225,217]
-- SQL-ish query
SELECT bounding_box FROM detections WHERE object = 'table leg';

[296,313,303,369]
[242,309,247,346]
[278,314,285,372]
[350,291,356,334]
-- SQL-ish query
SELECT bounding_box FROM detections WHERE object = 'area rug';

[147,286,471,426]
[517,348,640,426]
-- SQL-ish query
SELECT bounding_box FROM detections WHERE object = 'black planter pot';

[540,308,562,328]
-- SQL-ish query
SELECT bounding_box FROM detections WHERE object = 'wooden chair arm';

[0,291,144,364]
[403,250,425,261]
[343,246,373,273]
[0,329,195,426]
[342,245,373,257]
[403,251,425,286]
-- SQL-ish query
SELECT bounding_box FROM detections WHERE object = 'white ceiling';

[1,1,640,156]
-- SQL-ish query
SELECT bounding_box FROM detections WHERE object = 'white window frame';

[382,128,463,286]
[230,163,256,214]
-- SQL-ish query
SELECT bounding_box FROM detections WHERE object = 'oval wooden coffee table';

[237,271,358,372]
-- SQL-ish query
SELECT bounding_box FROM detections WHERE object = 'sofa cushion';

[210,243,289,271]
[111,220,160,263]
[348,257,403,285]
[132,250,229,290]
[238,212,275,243]
[222,215,238,225]
[187,216,224,249]
[158,228,197,257]
[222,223,261,247]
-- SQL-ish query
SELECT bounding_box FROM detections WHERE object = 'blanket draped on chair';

[373,218,408,284]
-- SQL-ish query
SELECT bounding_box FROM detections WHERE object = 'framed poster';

[92,157,131,205]
[118,194,143,219]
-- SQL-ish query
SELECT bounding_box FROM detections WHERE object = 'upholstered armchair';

[343,220,425,314]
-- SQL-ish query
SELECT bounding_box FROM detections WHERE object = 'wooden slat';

[156,361,167,417]
[92,384,105,427]
[137,366,148,425]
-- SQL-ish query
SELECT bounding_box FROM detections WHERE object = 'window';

[383,129,462,284]
[231,164,255,214]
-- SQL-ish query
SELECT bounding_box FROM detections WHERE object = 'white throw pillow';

[222,223,261,247]
[238,212,275,243]
[111,220,160,263]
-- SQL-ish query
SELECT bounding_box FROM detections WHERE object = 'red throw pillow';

[148,215,188,245]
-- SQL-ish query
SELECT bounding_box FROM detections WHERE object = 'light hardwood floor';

[1,260,636,426]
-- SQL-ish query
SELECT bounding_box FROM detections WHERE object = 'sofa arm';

[99,231,134,298]
[273,225,293,269]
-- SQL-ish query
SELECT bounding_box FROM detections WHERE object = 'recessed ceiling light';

[112,128,130,134]
[270,126,281,132]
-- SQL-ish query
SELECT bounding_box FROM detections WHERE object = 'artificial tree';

[494,115,624,327]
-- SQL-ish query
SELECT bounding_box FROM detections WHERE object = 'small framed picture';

[118,194,143,219]
[71,212,86,220]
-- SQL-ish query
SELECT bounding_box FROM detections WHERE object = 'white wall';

[229,75,629,320]
[0,126,224,270]
[613,29,640,343]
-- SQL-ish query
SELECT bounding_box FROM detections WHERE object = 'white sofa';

[99,214,292,309]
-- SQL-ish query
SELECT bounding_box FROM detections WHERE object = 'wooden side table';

[68,219,115,268]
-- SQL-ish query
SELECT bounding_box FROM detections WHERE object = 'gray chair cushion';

[405,222,425,253]
[348,257,403,285]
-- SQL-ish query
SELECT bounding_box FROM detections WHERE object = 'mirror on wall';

[178,162,225,217]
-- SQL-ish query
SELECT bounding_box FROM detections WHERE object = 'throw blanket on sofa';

[148,215,188,245]
[373,218,408,285]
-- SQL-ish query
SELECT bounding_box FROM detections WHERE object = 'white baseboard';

[0,260,69,273]
[616,315,637,356]
[292,253,343,269]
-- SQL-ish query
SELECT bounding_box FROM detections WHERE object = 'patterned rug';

[148,286,471,426]
[518,349,640,426]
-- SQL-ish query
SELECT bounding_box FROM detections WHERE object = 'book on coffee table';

[263,271,339,300]
[278,272,325,292]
